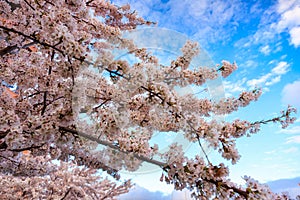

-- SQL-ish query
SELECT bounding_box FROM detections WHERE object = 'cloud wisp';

[221,60,290,97]
[260,45,271,55]
[279,126,300,134]
[281,80,300,108]
[286,135,300,144]
[246,61,290,90]
[235,0,300,49]
[112,0,250,46]
[275,1,300,48]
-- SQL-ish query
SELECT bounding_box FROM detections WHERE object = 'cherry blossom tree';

[0,0,297,199]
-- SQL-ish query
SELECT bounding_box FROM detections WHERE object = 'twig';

[23,0,35,10]
[196,136,211,165]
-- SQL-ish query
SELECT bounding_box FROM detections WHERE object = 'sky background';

[109,0,300,198]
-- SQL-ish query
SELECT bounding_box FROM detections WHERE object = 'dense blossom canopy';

[0,0,298,199]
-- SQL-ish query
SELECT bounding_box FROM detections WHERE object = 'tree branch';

[0,44,19,56]
[58,126,251,199]
[8,144,45,152]
[199,179,248,199]
[23,0,35,10]
[58,126,166,167]
[41,91,47,115]
[0,25,65,56]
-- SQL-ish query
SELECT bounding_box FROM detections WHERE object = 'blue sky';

[110,0,300,197]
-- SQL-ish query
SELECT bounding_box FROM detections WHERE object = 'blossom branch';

[58,126,167,168]
[251,105,297,128]
[58,126,270,199]
[0,25,65,56]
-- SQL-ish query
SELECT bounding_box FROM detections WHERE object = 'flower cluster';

[218,60,238,78]
[0,159,132,199]
[0,0,297,199]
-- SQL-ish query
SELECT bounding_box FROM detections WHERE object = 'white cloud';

[187,1,209,18]
[289,26,300,47]
[276,0,298,13]
[265,76,281,86]
[276,5,300,31]
[119,185,172,200]
[264,150,276,155]
[280,54,287,59]
[112,0,247,45]
[247,61,290,88]
[250,2,263,14]
[258,42,281,55]
[279,126,300,134]
[271,61,290,75]
[227,61,290,94]
[235,1,300,49]
[172,0,244,44]
[275,43,283,52]
[234,37,252,48]
[243,60,258,68]
[259,45,271,55]
[286,135,300,144]
[283,147,298,153]
[281,80,300,108]
[224,78,247,96]
[275,3,300,48]
[171,189,193,200]
[121,172,174,195]
[268,60,276,65]
[247,73,272,88]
